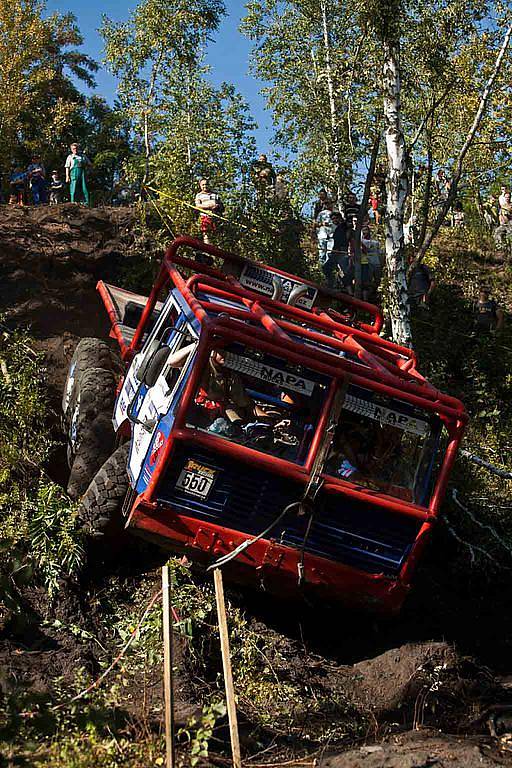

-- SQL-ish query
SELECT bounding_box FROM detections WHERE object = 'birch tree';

[241,0,370,202]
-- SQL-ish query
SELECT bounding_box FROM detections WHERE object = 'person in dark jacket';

[475,286,504,332]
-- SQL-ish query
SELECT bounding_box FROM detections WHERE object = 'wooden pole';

[162,565,176,768]
[214,568,242,768]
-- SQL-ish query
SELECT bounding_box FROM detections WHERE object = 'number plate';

[175,460,217,499]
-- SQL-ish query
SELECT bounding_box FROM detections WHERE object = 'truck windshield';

[326,384,442,505]
[185,344,330,464]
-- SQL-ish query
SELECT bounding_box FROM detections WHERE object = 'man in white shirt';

[65,143,90,205]
[195,178,222,243]
[315,203,335,280]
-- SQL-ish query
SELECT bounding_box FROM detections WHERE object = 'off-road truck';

[62,236,467,614]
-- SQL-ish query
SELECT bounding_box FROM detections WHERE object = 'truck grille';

[157,446,420,576]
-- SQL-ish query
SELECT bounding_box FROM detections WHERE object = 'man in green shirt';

[65,143,90,205]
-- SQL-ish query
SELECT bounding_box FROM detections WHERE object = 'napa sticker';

[175,459,217,499]
[223,352,315,395]
[344,394,429,436]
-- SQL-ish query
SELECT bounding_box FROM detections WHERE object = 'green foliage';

[0,329,82,623]
[179,700,227,767]
[27,483,83,598]
[0,0,98,169]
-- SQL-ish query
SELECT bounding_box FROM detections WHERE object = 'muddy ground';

[1,205,512,766]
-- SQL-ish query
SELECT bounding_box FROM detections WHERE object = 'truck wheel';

[62,338,120,428]
[67,367,116,468]
[78,443,130,540]
[67,414,116,499]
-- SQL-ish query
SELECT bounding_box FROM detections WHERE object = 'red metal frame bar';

[164,235,383,333]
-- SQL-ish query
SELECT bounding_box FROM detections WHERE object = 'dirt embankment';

[1,207,512,766]
[0,203,156,393]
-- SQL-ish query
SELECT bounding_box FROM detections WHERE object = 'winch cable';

[207,382,347,576]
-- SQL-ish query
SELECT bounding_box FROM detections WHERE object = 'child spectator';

[27,156,46,205]
[369,185,381,225]
[9,165,26,205]
[49,171,64,205]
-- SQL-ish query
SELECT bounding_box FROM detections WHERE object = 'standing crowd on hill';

[2,143,90,207]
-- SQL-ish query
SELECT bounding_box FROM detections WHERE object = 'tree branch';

[411,23,512,271]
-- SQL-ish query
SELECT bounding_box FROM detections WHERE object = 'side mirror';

[135,338,161,382]
[143,345,171,388]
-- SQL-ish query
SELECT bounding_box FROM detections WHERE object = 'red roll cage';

[100,236,467,610]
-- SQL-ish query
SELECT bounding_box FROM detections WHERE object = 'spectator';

[326,211,352,291]
[498,186,509,209]
[312,188,331,220]
[344,191,360,222]
[315,202,335,283]
[435,170,450,203]
[195,178,223,244]
[9,165,26,205]
[49,171,64,205]
[65,143,90,205]
[369,185,381,225]
[362,224,383,295]
[475,286,504,333]
[251,154,276,198]
[482,194,498,232]
[495,190,512,249]
[350,233,371,301]
[408,259,435,308]
[274,172,288,201]
[498,190,512,225]
[26,156,46,205]
[452,200,465,227]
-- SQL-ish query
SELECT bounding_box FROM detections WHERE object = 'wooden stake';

[214,568,242,768]
[162,565,176,768]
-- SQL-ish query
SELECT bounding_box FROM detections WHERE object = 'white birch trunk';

[320,0,342,204]
[382,39,411,347]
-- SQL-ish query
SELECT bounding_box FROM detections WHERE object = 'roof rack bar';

[164,235,383,332]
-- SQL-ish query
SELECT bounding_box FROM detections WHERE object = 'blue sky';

[46,0,273,154]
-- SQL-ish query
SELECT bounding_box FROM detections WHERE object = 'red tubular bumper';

[128,502,409,615]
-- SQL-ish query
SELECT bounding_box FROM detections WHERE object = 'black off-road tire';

[67,367,116,468]
[78,442,130,540]
[67,414,117,499]
[62,338,121,428]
